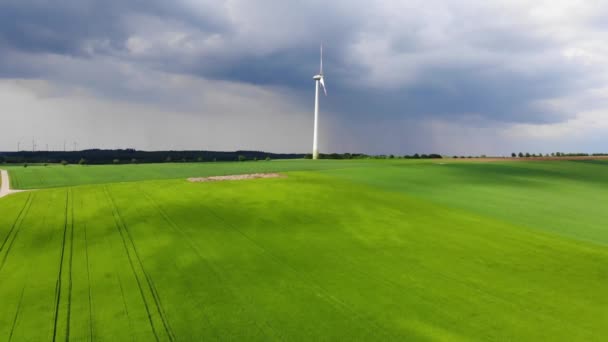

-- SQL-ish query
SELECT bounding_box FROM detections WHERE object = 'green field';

[5,160,375,190]
[1,160,607,340]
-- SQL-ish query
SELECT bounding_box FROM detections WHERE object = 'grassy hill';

[1,160,607,340]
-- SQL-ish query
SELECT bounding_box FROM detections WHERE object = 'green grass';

[1,160,607,340]
[320,160,608,245]
[5,160,377,189]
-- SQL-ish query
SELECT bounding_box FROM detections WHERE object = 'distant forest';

[0,150,445,165]
[3,149,605,165]
[0,149,304,165]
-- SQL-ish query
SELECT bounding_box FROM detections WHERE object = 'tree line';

[304,153,443,159]
[12,149,605,165]
[0,149,449,165]
[0,149,303,165]
[510,152,608,158]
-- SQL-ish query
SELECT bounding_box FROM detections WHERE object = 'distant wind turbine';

[312,45,327,160]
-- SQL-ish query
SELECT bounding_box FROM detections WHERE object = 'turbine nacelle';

[313,74,323,80]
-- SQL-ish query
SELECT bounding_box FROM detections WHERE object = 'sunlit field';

[1,160,607,340]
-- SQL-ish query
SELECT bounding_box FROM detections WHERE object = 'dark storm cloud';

[1,0,608,154]
[324,61,584,125]
[0,1,125,55]
[0,0,228,56]
[0,0,364,111]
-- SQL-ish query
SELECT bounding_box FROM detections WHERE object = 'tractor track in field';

[51,190,69,342]
[138,187,277,340]
[8,286,26,342]
[0,193,34,273]
[65,190,75,342]
[138,190,233,338]
[83,222,95,342]
[200,204,399,340]
[116,273,134,342]
[104,186,175,342]
[104,186,161,342]
[52,189,73,342]
[143,275,175,341]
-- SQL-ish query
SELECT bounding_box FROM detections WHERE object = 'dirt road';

[0,169,24,198]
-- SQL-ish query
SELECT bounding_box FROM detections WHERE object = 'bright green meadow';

[1,159,607,340]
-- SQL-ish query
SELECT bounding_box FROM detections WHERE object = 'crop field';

[1,159,607,340]
[5,160,375,190]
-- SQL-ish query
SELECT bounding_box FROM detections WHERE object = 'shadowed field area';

[1,160,607,340]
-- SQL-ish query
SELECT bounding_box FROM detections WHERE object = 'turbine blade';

[320,77,327,96]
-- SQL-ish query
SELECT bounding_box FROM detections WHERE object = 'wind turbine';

[312,45,327,160]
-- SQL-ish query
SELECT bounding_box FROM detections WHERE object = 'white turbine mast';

[312,45,327,160]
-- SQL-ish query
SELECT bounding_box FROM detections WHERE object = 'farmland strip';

[65,189,75,342]
[116,273,134,342]
[0,193,31,251]
[203,206,398,340]
[105,187,175,341]
[138,187,272,339]
[52,189,69,342]
[83,223,94,342]
[141,274,175,341]
[103,186,162,342]
[0,193,34,273]
[8,287,26,342]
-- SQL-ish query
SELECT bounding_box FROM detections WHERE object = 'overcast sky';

[1,0,607,155]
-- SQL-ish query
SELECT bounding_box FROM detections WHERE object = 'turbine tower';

[312,45,327,160]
